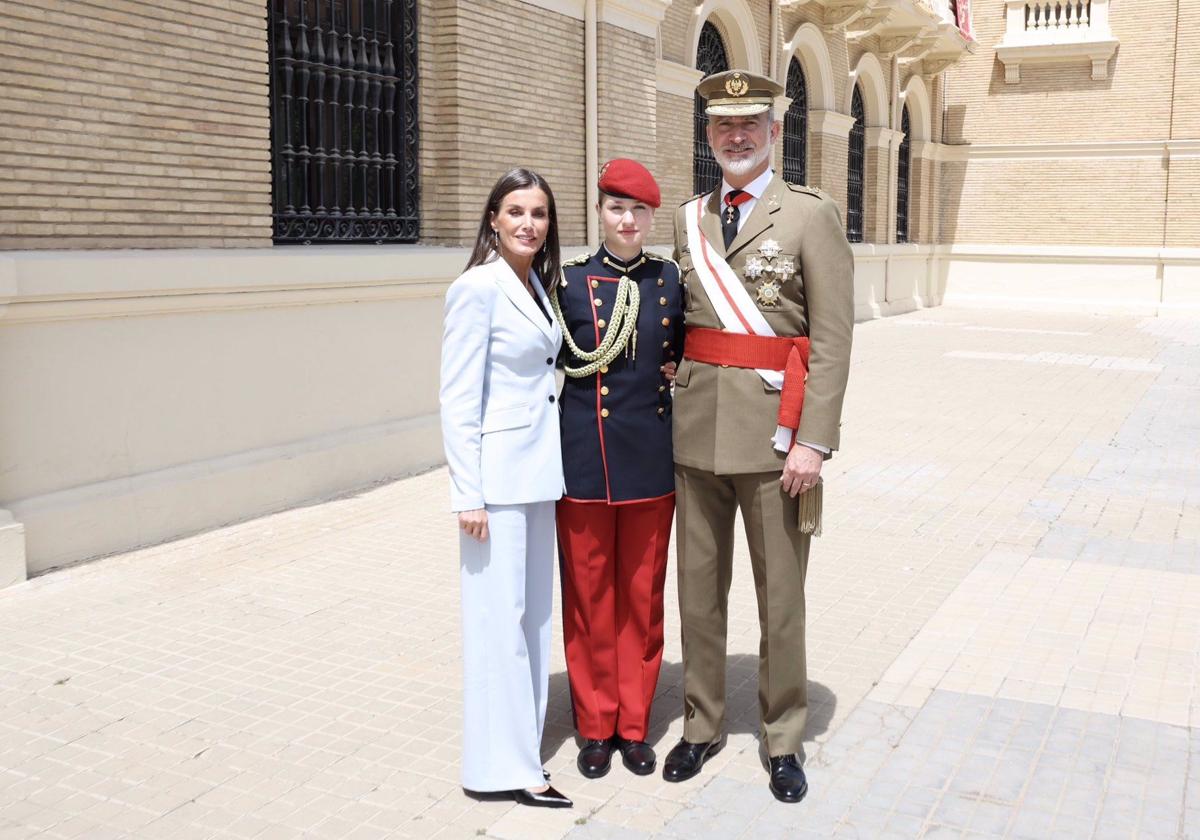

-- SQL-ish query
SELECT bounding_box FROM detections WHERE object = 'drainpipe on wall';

[585,0,599,249]
[769,0,779,81]
[1160,0,1180,302]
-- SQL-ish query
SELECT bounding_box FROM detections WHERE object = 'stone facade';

[942,0,1198,250]
[0,0,972,251]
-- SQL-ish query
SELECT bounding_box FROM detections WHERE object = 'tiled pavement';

[1,306,1197,839]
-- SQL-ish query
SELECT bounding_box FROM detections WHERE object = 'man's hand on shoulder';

[781,444,823,498]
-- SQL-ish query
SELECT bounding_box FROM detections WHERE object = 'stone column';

[807,110,856,216]
[909,140,941,244]
[866,127,904,244]
[654,60,703,212]
[771,94,793,176]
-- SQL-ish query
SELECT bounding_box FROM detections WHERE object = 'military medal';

[743,240,794,308]
[755,280,782,307]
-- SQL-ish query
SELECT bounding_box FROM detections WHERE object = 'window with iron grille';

[896,105,911,243]
[268,0,419,244]
[783,58,807,187]
[846,85,865,243]
[693,21,729,196]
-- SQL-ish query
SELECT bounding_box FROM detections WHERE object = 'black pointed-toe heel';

[512,785,573,808]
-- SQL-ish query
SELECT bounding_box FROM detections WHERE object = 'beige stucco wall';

[0,248,458,574]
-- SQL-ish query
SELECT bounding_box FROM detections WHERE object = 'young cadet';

[549,159,684,779]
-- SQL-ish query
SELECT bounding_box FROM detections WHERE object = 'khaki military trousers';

[674,464,810,756]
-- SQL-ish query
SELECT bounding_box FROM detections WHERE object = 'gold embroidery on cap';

[725,73,749,97]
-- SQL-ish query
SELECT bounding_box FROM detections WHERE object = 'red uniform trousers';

[556,494,674,741]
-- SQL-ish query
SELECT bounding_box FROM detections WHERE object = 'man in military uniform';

[552,159,686,779]
[662,71,854,803]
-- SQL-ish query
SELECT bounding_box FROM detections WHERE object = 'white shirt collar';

[720,168,774,203]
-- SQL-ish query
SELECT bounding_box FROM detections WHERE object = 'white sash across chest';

[683,195,793,453]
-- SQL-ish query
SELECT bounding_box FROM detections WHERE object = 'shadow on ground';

[541,656,836,760]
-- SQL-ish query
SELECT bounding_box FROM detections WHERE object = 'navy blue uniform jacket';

[555,247,685,503]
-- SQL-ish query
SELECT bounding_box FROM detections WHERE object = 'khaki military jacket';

[671,173,854,475]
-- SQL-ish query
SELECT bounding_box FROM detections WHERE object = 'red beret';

[597,158,661,209]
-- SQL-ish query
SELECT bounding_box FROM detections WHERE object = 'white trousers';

[459,501,555,792]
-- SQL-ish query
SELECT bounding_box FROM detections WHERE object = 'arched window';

[846,85,865,243]
[693,21,729,196]
[783,58,807,186]
[896,105,911,243]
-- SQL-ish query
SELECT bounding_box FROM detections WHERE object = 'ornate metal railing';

[269,0,419,244]
[846,86,865,244]
[896,106,911,243]
[693,21,728,197]
[783,58,807,187]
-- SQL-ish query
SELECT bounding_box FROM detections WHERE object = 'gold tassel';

[798,478,822,537]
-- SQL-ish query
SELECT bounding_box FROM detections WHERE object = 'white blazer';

[440,256,565,512]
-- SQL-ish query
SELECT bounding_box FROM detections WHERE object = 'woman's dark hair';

[465,168,560,291]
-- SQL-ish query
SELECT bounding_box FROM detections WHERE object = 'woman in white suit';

[439,168,571,808]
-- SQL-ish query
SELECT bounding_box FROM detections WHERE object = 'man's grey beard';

[716,142,772,177]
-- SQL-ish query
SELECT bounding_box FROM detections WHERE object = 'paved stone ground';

[1,306,1197,840]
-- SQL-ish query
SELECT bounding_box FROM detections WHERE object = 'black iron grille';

[846,85,865,244]
[783,58,807,187]
[268,0,419,244]
[693,21,729,197]
[896,105,911,243]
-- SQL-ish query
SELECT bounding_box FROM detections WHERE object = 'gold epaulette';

[644,251,682,284]
[562,252,590,266]
[786,183,824,199]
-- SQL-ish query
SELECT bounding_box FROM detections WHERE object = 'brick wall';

[417,0,586,245]
[660,0,691,66]
[598,25,658,172]
[941,157,1168,247]
[0,0,273,250]
[1165,1,1199,248]
[940,0,1194,247]
[656,92,694,214]
[943,0,1178,144]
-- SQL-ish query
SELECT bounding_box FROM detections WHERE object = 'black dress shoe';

[768,754,808,803]
[577,738,614,779]
[662,735,726,783]
[614,737,656,775]
[512,785,573,808]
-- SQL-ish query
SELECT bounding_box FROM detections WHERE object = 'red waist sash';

[683,327,810,431]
